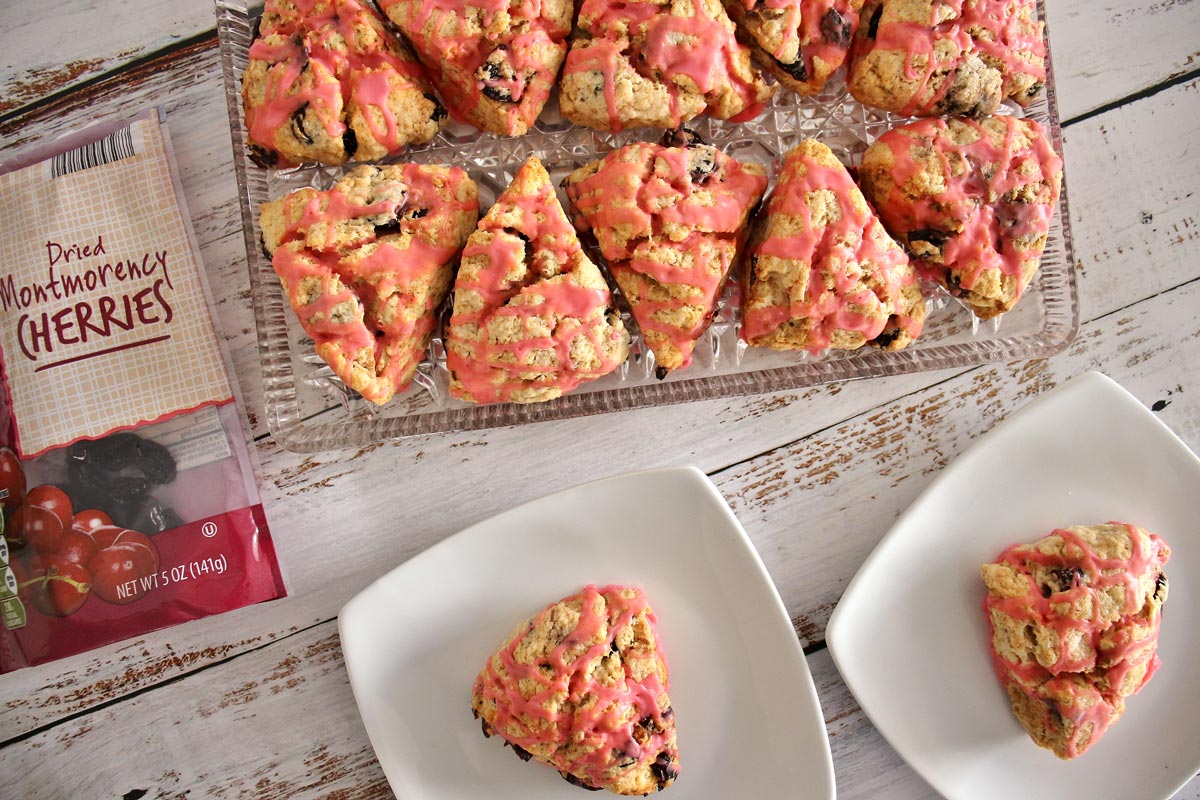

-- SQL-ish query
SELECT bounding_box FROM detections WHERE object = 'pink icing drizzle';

[872,116,1061,298]
[742,149,920,351]
[855,0,1046,115]
[447,166,626,403]
[566,143,766,369]
[984,523,1171,758]
[473,585,676,788]
[246,0,431,163]
[269,164,477,401]
[564,0,767,130]
[378,0,569,134]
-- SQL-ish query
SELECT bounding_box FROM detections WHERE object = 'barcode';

[51,125,137,178]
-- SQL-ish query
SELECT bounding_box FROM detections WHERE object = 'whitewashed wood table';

[1,1,1199,797]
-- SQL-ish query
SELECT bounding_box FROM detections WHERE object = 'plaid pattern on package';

[0,110,286,672]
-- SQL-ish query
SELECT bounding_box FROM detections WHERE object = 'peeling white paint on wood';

[1,4,1200,799]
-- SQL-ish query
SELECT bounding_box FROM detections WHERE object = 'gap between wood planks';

[0,30,217,130]
[1063,65,1200,127]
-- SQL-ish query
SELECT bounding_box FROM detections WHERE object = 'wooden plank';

[1046,0,1200,121]
[2,603,1198,798]
[1062,79,1200,320]
[2,76,1198,740]
[0,0,216,116]
[0,620,394,800]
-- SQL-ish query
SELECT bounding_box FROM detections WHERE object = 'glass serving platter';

[216,0,1077,452]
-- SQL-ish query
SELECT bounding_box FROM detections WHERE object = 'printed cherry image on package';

[0,110,286,671]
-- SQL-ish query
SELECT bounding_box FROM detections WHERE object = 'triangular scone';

[559,0,775,132]
[565,138,767,376]
[260,164,479,404]
[446,157,631,404]
[242,0,446,167]
[742,140,925,352]
[472,585,680,795]
[379,0,571,136]
[982,523,1170,758]
[859,116,1062,319]
[724,0,863,96]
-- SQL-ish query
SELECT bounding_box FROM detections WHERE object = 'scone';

[858,115,1062,319]
[564,135,768,376]
[445,157,631,404]
[847,0,1046,117]
[242,0,446,167]
[472,585,680,795]
[260,163,479,404]
[379,0,572,136]
[724,0,864,96]
[742,140,925,352]
[559,0,775,132]
[981,523,1171,759]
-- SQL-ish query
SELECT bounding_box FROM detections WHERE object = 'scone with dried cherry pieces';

[724,0,864,96]
[742,139,925,352]
[242,0,445,167]
[472,585,680,794]
[858,115,1062,319]
[847,0,1046,117]
[446,157,630,404]
[559,0,775,132]
[259,163,478,404]
[379,0,572,136]
[982,523,1170,758]
[564,134,768,376]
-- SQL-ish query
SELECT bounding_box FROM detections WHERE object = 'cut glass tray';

[216,0,1077,452]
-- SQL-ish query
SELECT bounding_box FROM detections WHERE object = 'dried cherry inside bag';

[0,109,286,672]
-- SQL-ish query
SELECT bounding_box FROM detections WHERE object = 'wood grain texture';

[1,68,1198,743]
[1,2,1200,796]
[0,0,216,116]
[1046,0,1200,121]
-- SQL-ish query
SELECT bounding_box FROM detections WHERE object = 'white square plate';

[340,466,835,799]
[826,371,1200,800]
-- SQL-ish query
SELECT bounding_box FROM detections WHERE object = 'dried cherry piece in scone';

[0,447,26,512]
[821,8,852,46]
[25,484,74,531]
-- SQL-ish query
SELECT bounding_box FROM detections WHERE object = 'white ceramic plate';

[827,371,1200,800]
[340,465,835,799]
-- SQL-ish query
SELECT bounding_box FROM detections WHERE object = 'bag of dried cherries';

[0,109,286,671]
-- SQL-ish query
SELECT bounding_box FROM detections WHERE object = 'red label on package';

[1,507,282,666]
[0,111,286,672]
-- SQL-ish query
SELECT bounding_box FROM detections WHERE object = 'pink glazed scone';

[471,585,680,794]
[981,523,1170,758]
